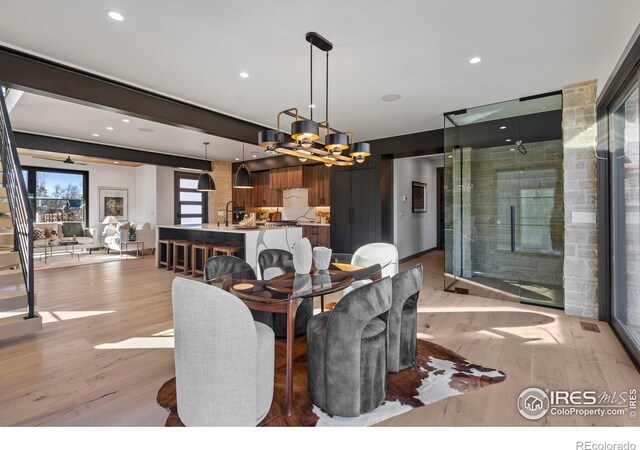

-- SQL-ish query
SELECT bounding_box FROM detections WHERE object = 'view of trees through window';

[22,168,87,224]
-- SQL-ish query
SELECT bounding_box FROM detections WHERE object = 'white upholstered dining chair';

[172,277,274,426]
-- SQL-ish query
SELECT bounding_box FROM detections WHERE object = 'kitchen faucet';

[224,200,239,227]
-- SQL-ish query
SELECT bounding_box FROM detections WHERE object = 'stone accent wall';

[562,80,599,318]
[207,161,232,224]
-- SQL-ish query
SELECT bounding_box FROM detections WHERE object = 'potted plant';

[128,224,137,242]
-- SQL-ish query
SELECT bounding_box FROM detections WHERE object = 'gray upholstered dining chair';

[306,277,393,417]
[203,255,272,328]
[172,277,274,426]
[258,248,313,338]
[388,264,423,372]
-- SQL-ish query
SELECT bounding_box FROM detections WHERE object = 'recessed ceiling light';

[252,154,257,158]
[122,119,130,123]
[107,10,124,22]
[235,157,240,161]
[510,148,515,151]
[309,104,316,109]
[505,139,512,142]
[106,126,114,131]
[92,133,100,137]
[113,161,120,164]
[448,155,453,158]
[381,94,401,102]
[239,72,249,78]
[499,126,507,130]
[469,56,482,64]
[138,127,154,133]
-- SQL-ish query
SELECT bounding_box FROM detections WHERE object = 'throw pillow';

[33,228,46,241]
[44,227,53,238]
[62,222,84,238]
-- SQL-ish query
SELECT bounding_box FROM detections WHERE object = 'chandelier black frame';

[258,32,371,166]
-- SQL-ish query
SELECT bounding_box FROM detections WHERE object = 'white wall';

[156,166,175,226]
[393,156,438,260]
[135,165,157,225]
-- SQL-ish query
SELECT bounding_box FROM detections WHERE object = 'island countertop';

[156,223,300,234]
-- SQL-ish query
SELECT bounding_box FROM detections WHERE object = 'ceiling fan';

[32,155,89,165]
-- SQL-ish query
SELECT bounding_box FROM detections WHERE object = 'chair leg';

[320,295,325,312]
[191,247,198,278]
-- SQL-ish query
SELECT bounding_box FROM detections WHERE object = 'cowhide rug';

[157,337,506,427]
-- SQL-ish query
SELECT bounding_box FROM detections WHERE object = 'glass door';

[610,82,640,352]
[174,172,208,225]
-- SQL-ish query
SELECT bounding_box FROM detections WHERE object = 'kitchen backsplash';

[258,188,330,223]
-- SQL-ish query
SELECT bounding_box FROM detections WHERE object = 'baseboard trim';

[399,247,437,264]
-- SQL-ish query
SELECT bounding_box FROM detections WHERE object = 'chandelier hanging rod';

[276,108,351,139]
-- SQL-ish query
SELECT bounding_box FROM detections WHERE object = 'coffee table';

[106,240,145,257]
[35,240,81,264]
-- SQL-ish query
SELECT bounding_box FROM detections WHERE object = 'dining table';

[206,253,385,417]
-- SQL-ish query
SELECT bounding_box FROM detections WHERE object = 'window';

[174,172,208,225]
[22,166,88,225]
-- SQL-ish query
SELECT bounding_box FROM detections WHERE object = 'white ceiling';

[10,92,269,162]
[1,0,640,146]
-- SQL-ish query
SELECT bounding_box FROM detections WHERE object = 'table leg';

[285,299,298,417]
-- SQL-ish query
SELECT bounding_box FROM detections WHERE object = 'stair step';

[0,313,42,340]
[0,187,6,198]
[0,270,24,286]
[0,202,9,213]
[0,290,28,312]
[0,252,20,268]
[0,232,13,247]
[0,216,12,228]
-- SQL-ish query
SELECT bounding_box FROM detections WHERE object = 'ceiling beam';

[14,132,210,170]
[0,45,265,145]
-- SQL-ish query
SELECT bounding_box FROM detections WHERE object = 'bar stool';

[158,239,177,270]
[191,243,215,278]
[212,245,242,257]
[173,241,194,274]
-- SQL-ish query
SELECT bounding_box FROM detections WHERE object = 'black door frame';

[174,171,208,225]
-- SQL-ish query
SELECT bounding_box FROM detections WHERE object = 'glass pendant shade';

[197,172,216,191]
[233,164,253,189]
[325,133,349,151]
[291,119,320,141]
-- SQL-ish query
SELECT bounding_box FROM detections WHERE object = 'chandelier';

[258,32,371,167]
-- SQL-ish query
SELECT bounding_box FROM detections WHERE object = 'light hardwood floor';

[0,252,638,426]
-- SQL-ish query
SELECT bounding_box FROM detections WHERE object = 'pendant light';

[233,142,253,189]
[197,142,216,191]
[257,32,371,166]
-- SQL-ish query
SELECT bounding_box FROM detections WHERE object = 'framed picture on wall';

[412,181,427,213]
[98,187,128,222]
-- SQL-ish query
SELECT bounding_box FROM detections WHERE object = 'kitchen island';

[156,223,302,268]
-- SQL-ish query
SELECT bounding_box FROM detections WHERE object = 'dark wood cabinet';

[252,171,282,208]
[301,225,330,248]
[330,165,380,253]
[303,164,330,206]
[232,185,251,209]
[270,166,303,189]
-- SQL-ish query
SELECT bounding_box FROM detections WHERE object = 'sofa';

[103,221,155,254]
[33,222,99,253]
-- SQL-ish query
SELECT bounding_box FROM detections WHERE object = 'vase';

[312,246,332,270]
[292,238,313,274]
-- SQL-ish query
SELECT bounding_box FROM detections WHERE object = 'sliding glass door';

[609,81,640,353]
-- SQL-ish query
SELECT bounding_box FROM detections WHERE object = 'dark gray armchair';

[388,264,423,372]
[307,277,392,417]
[204,255,272,328]
[258,249,313,338]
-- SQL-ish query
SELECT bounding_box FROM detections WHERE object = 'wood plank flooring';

[0,252,638,426]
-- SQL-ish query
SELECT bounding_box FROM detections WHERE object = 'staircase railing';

[0,87,35,319]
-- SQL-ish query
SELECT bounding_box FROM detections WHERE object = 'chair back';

[172,277,258,426]
[351,243,399,278]
[204,255,256,283]
[258,248,293,280]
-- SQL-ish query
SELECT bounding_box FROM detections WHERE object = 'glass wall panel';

[610,84,640,349]
[444,93,564,307]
